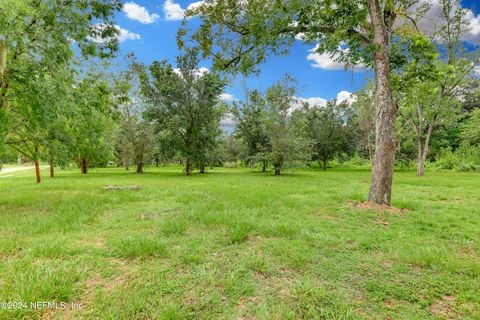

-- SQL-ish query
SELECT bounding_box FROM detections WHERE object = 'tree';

[114,70,153,173]
[137,49,226,175]
[263,77,309,175]
[3,67,73,183]
[233,90,271,172]
[351,84,376,164]
[223,134,243,164]
[461,109,480,147]
[395,0,480,176]
[71,73,117,174]
[44,115,75,178]
[306,100,348,171]
[0,0,121,179]
[185,0,425,204]
[0,0,120,110]
[116,108,152,173]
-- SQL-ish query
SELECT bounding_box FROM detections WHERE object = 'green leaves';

[461,109,480,146]
[138,49,226,174]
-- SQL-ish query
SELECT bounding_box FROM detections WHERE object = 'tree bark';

[262,160,267,172]
[0,40,8,109]
[367,0,397,205]
[199,162,205,173]
[49,157,54,178]
[185,159,192,176]
[417,125,433,177]
[81,158,88,174]
[322,159,327,171]
[274,164,281,175]
[33,145,41,183]
[35,159,41,184]
[136,149,144,174]
[0,40,6,78]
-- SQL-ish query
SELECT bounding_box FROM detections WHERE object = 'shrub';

[435,146,480,172]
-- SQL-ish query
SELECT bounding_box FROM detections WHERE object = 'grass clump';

[108,236,167,259]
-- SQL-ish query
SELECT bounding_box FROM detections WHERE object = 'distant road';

[0,165,46,177]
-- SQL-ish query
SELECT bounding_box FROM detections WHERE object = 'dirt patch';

[317,214,340,223]
[383,299,397,308]
[103,274,129,292]
[374,219,390,226]
[430,295,461,319]
[348,201,408,214]
[139,212,159,220]
[79,237,105,248]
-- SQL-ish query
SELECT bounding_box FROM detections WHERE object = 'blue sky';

[113,0,480,103]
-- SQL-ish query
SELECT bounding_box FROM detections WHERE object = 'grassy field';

[0,166,479,319]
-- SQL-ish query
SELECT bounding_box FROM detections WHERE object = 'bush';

[223,161,238,168]
[337,153,371,169]
[435,146,480,172]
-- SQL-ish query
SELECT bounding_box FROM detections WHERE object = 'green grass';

[0,165,479,319]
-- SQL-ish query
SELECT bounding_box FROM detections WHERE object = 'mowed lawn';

[0,166,479,319]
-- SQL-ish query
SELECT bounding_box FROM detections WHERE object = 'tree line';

[1,0,479,207]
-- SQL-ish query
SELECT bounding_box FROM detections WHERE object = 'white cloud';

[305,1,480,71]
[173,67,209,77]
[164,0,184,21]
[474,65,480,76]
[295,96,328,108]
[291,91,356,113]
[123,2,160,24]
[197,67,210,75]
[117,26,141,42]
[307,44,365,71]
[187,1,206,11]
[411,0,480,45]
[289,96,327,115]
[464,9,480,45]
[163,0,205,21]
[336,90,357,105]
[219,93,236,102]
[89,24,140,44]
[221,112,236,130]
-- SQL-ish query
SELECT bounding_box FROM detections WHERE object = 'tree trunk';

[136,150,144,174]
[81,158,88,174]
[274,164,281,176]
[367,126,374,172]
[0,40,8,110]
[417,125,433,177]
[199,162,205,173]
[49,157,54,178]
[35,159,41,184]
[367,0,397,205]
[185,159,192,176]
[262,160,267,172]
[0,40,6,78]
[155,158,159,167]
[33,145,41,183]
[322,159,327,171]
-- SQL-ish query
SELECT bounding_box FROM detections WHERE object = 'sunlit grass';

[0,165,479,319]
